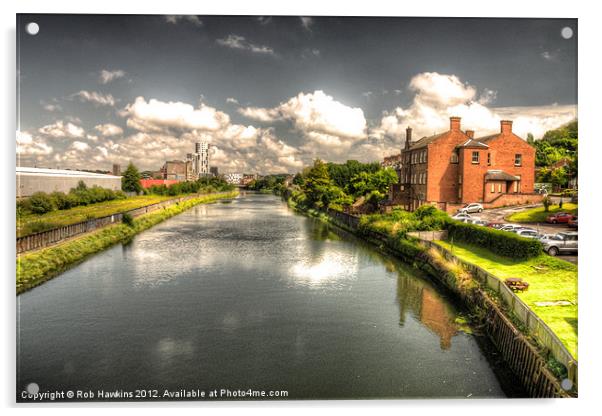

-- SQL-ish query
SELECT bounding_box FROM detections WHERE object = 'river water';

[17,193,509,400]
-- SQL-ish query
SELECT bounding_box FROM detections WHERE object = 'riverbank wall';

[16,191,238,294]
[17,192,236,254]
[311,207,573,398]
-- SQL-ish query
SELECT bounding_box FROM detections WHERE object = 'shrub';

[121,213,134,227]
[447,222,543,259]
[28,192,55,214]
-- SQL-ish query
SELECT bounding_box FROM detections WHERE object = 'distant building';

[209,166,219,177]
[224,173,243,185]
[385,117,540,212]
[160,160,190,181]
[17,167,121,198]
[140,179,180,189]
[112,163,121,176]
[241,173,258,186]
[381,154,402,169]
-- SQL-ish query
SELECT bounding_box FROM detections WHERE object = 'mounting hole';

[26,382,39,395]
[561,26,573,39]
[25,22,39,36]
[560,378,573,391]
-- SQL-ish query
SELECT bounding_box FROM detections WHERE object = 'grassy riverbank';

[435,240,577,358]
[16,191,238,294]
[17,195,176,237]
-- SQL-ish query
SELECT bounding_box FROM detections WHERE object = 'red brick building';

[385,117,541,212]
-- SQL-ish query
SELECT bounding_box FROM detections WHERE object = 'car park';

[540,232,578,256]
[458,203,484,214]
[546,212,575,224]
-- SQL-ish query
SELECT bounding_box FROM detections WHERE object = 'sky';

[16,14,577,174]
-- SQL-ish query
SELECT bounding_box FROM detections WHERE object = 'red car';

[546,212,575,224]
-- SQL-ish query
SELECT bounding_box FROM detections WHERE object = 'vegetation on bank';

[288,159,398,213]
[435,240,577,358]
[506,203,578,223]
[17,194,174,237]
[530,120,578,189]
[447,221,543,259]
[247,174,288,194]
[16,191,238,294]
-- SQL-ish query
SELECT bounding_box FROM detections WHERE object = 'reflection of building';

[385,117,538,212]
[16,167,121,198]
[396,272,457,350]
[224,173,243,185]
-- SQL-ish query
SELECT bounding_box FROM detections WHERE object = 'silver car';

[540,232,578,256]
[515,229,540,239]
[458,203,484,214]
[500,224,525,232]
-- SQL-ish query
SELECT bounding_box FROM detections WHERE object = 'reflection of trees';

[396,272,457,350]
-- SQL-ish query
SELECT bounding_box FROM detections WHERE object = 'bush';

[28,192,56,214]
[122,213,134,227]
[447,222,543,259]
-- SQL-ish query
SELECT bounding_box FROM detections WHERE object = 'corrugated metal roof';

[16,166,121,179]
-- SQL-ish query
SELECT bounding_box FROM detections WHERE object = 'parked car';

[458,203,484,214]
[515,229,541,239]
[540,232,578,256]
[546,212,575,224]
[488,222,507,229]
[471,219,489,227]
[451,212,472,221]
[500,224,525,232]
[568,217,578,229]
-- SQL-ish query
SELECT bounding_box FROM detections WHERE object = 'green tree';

[550,167,568,190]
[121,162,142,194]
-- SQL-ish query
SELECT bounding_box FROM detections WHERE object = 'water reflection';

[397,272,457,350]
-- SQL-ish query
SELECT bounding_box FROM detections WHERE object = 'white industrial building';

[16,167,122,198]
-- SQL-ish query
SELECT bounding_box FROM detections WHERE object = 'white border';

[2,1,600,415]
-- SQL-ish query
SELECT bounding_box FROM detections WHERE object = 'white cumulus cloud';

[73,90,117,107]
[38,120,85,139]
[95,123,124,137]
[99,69,126,84]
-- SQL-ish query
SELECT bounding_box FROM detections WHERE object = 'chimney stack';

[500,120,513,134]
[466,130,474,138]
[450,116,461,131]
[405,127,412,150]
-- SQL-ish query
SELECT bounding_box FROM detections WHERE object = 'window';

[490,183,495,193]
[450,153,459,164]
[515,154,522,166]
[487,153,491,165]
[513,181,518,192]
[472,151,480,164]
[458,174,462,184]
[498,183,502,193]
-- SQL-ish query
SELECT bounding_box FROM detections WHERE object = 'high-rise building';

[112,163,121,176]
[189,142,210,178]
[210,166,219,176]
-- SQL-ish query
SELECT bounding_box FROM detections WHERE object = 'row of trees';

[247,175,288,193]
[289,159,398,212]
[528,120,578,189]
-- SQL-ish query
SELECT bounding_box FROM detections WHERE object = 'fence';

[17,193,230,254]
[327,213,576,394]
[420,238,577,388]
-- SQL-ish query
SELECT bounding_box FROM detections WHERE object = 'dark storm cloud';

[17,14,577,173]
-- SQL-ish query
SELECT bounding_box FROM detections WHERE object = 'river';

[17,193,510,400]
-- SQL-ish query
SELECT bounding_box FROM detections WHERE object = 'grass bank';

[16,191,238,294]
[435,240,577,358]
[506,203,578,223]
[17,195,176,237]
